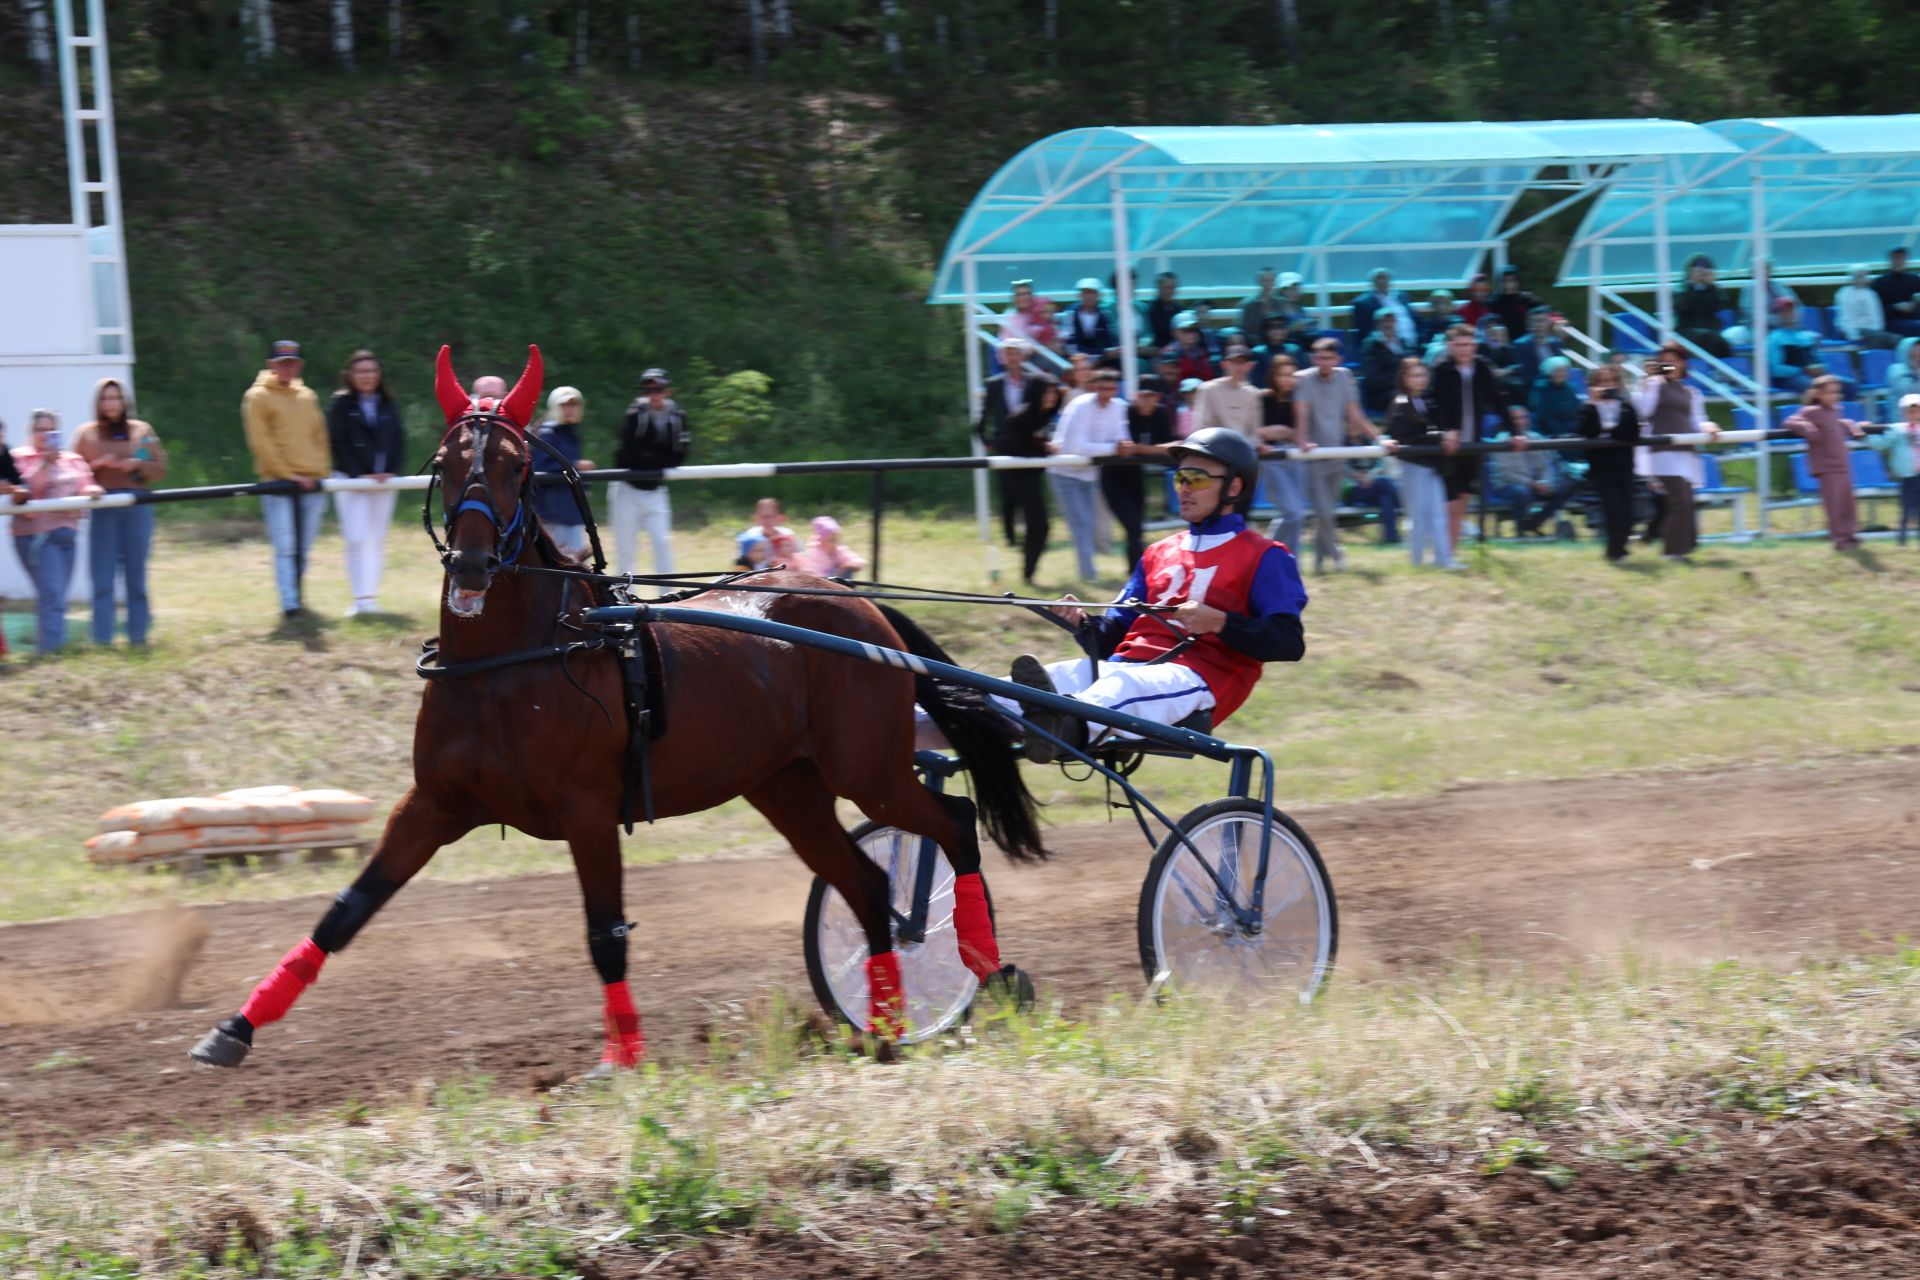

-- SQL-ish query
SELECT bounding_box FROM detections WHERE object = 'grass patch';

[2,953,1915,1276]
[4,517,1920,924]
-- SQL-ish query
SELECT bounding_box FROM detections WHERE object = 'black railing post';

[870,470,885,582]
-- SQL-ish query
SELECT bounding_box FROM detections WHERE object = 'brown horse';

[191,345,1043,1071]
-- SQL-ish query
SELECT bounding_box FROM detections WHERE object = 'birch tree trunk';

[771,0,792,49]
[1043,0,1057,65]
[22,0,53,72]
[747,0,767,76]
[332,0,355,69]
[880,0,903,75]
[574,0,589,70]
[388,0,402,63]
[244,0,277,63]
[1275,0,1298,58]
[626,8,641,69]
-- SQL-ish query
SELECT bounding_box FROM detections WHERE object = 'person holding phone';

[1632,345,1721,562]
[1576,364,1643,563]
[72,378,167,645]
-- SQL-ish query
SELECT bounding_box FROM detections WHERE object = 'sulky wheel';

[1136,798,1337,1003]
[803,821,988,1043]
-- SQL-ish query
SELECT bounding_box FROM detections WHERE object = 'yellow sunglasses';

[1171,467,1225,490]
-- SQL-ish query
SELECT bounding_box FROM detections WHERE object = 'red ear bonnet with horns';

[434,344,543,433]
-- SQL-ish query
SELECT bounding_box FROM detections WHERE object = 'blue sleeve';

[1246,545,1309,618]
[1085,562,1148,656]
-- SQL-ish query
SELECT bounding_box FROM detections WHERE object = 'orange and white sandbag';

[267,821,368,847]
[96,796,255,833]
[84,827,207,863]
[199,825,276,848]
[285,789,377,823]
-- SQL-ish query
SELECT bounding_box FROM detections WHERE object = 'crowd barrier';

[1,425,1892,594]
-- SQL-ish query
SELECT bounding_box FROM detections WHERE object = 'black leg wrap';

[311,869,402,954]
[934,791,983,876]
[587,920,633,985]
[219,1013,255,1045]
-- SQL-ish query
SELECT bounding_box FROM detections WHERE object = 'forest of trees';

[2,1,1915,498]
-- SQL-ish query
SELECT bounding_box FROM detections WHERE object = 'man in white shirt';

[1046,367,1133,581]
[1836,264,1894,349]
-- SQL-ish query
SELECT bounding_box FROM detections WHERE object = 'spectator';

[1419,290,1457,347]
[1633,345,1720,562]
[1481,322,1521,386]
[611,368,689,576]
[1293,337,1390,573]
[1766,297,1852,395]
[1001,378,1061,585]
[1103,376,1176,569]
[0,418,20,499]
[1458,273,1494,329]
[1239,268,1283,336]
[1359,310,1407,415]
[10,411,102,654]
[978,339,1044,551]
[323,349,405,617]
[1271,271,1316,344]
[1489,408,1575,537]
[1783,375,1867,551]
[1889,337,1920,403]
[1350,268,1417,346]
[1142,271,1183,350]
[71,378,166,646]
[1248,314,1300,389]
[1674,254,1733,357]
[798,515,868,579]
[1429,324,1516,548]
[1028,296,1063,355]
[735,531,775,571]
[1162,312,1217,384]
[1835,264,1895,349]
[1000,279,1041,346]
[1176,377,1201,438]
[1871,248,1920,338]
[1869,394,1920,545]
[1602,348,1645,394]
[1528,356,1582,438]
[739,497,798,565]
[1510,306,1566,392]
[1064,352,1096,398]
[1576,363,1643,564]
[1194,346,1262,440]
[1064,278,1117,358]
[1741,258,1801,323]
[1046,367,1131,581]
[1258,353,1308,552]
[1344,458,1400,545]
[1488,266,1542,337]
[242,339,330,619]
[531,386,597,560]
[1386,359,1457,569]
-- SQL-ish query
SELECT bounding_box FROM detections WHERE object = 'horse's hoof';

[189,1026,252,1068]
[982,964,1036,1014]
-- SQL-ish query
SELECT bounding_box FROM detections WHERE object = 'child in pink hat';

[798,515,868,580]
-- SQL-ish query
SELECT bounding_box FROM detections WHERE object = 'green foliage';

[625,1115,759,1240]
[1481,1136,1576,1189]
[1492,1070,1571,1123]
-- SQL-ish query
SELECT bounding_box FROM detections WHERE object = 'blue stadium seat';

[1852,449,1893,490]
[1717,309,1738,329]
[1790,453,1819,495]
[1733,408,1762,433]
[1804,305,1831,338]
[1859,348,1895,388]
[1609,313,1657,352]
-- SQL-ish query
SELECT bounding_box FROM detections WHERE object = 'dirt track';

[3,754,1917,1148]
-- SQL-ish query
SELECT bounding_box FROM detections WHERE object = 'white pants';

[332,485,398,608]
[610,485,675,575]
[915,657,1215,750]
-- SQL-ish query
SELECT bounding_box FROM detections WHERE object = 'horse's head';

[431,344,542,618]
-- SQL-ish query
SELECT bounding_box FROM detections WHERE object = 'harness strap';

[617,630,655,833]
[416,637,605,680]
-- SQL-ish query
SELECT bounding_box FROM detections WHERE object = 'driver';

[1009,428,1307,761]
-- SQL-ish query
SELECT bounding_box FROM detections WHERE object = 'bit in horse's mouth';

[447,584,488,618]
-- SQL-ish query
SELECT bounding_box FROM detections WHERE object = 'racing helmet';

[1168,427,1259,513]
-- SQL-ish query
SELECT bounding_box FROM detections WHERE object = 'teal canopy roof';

[930,120,1739,304]
[1560,115,1920,285]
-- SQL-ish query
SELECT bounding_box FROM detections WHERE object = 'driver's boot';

[1010,655,1085,764]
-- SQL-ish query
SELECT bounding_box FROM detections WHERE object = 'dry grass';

[4,953,1917,1276]
[4,509,1920,924]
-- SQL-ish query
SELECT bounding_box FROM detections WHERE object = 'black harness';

[416,407,662,833]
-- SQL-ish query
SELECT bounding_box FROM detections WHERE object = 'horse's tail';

[876,604,1050,863]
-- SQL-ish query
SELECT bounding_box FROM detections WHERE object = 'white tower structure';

[1,0,132,600]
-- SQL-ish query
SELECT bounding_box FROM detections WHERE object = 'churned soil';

[3,754,1918,1147]
[584,1121,1920,1278]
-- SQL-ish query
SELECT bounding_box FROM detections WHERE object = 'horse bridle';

[423,407,536,577]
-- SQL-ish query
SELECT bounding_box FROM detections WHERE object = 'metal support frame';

[1110,174,1139,391]
[51,0,132,362]
[962,258,998,581]
[1752,170,1772,538]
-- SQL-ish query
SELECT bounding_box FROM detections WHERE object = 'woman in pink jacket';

[11,411,104,654]
[1783,375,1868,550]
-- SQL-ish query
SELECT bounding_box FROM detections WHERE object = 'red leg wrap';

[866,951,906,1039]
[238,938,327,1028]
[950,872,1001,981]
[601,980,645,1067]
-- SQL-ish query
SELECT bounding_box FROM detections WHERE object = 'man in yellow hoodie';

[243,339,331,618]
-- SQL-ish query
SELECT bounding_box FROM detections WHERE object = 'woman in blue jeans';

[1046,369,1132,582]
[11,411,103,655]
[72,379,167,645]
